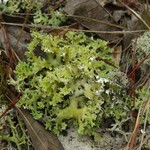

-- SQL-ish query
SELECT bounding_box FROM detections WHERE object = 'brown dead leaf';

[0,25,31,59]
[18,108,64,150]
[64,0,122,42]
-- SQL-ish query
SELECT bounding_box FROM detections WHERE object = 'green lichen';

[0,111,33,150]
[33,9,67,26]
[10,31,131,139]
[0,0,67,27]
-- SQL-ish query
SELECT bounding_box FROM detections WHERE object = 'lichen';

[10,31,131,140]
[132,31,150,66]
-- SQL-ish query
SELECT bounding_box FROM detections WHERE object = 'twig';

[127,52,150,78]
[96,56,117,68]
[0,93,21,120]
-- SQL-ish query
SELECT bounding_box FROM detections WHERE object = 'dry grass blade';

[127,95,150,150]
[138,107,149,149]
[60,14,124,29]
[1,22,148,34]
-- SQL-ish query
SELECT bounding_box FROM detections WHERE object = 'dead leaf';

[64,0,122,42]
[18,108,64,150]
[0,26,31,63]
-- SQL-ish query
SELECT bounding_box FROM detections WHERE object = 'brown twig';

[96,56,117,68]
[132,38,137,106]
[1,22,148,34]
[0,93,21,120]
[127,52,150,78]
